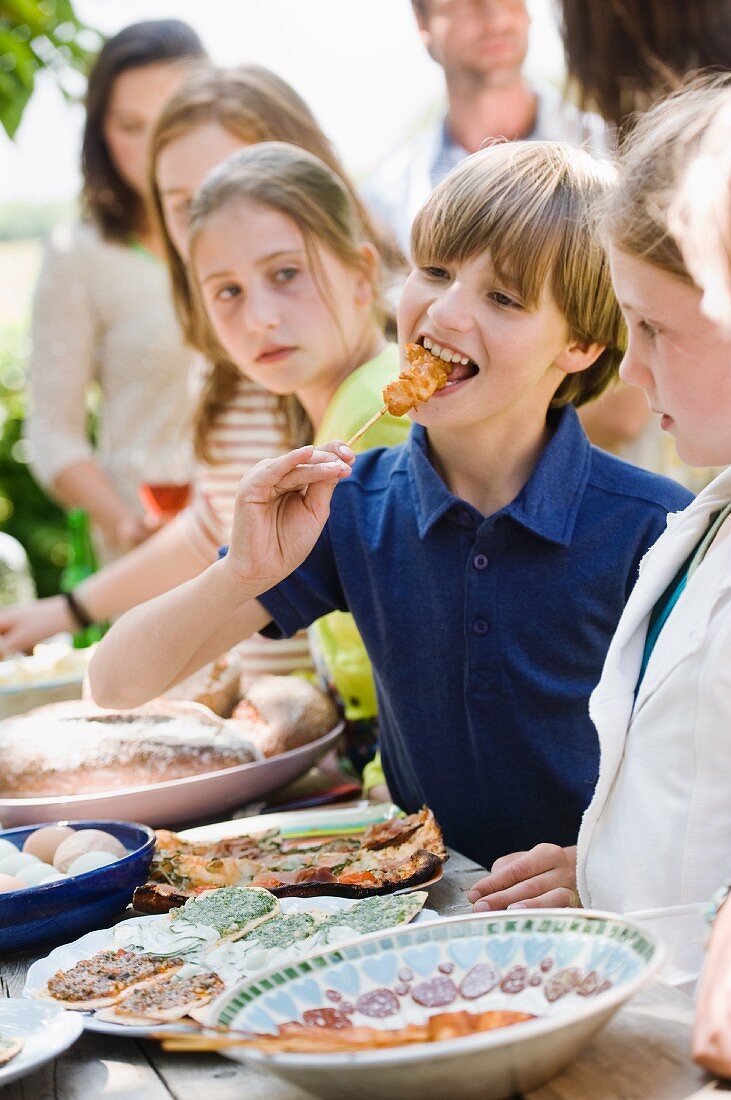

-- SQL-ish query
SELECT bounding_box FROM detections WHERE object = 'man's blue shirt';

[254,408,692,867]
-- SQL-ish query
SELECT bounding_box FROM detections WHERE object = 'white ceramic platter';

[0,721,343,828]
[0,999,83,1087]
[178,800,403,843]
[23,896,437,1039]
[0,674,84,721]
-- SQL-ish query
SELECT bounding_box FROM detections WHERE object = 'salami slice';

[459,962,502,999]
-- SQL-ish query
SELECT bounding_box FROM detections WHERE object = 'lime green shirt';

[310,343,408,720]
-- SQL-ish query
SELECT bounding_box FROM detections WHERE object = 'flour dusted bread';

[229,675,339,757]
[0,700,260,797]
[158,652,243,717]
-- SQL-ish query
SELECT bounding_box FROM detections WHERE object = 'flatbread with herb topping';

[170,886,280,943]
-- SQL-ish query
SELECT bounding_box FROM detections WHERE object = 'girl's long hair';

[82,19,205,240]
[558,0,731,129]
[149,64,403,459]
[602,73,731,282]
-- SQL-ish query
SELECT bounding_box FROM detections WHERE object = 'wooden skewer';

[160,1033,251,1052]
[346,405,388,449]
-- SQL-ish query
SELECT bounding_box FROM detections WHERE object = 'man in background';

[364,0,609,255]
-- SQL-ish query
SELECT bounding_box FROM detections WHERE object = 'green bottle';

[60,509,105,648]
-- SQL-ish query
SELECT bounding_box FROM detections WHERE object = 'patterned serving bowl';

[209,909,664,1100]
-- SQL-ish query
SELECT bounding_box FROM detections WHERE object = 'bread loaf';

[0,700,260,796]
[229,675,339,757]
[159,653,243,717]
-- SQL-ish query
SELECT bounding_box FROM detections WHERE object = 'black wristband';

[63,590,94,630]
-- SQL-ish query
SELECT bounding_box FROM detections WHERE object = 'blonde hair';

[187,142,385,432]
[669,89,731,324]
[602,73,731,285]
[412,141,625,408]
[149,63,403,459]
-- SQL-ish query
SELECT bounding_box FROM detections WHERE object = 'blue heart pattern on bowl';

[362,954,398,986]
[324,962,360,997]
[287,978,324,1008]
[402,944,439,976]
[218,912,660,1034]
[448,938,483,970]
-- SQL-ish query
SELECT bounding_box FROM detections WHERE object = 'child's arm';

[361,752,391,802]
[0,515,209,656]
[89,443,354,709]
[467,844,578,910]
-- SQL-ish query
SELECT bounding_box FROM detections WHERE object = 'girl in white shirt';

[468,74,731,987]
[667,89,731,1068]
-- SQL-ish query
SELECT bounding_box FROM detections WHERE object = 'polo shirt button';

[473,617,489,635]
[458,509,473,527]
[473,554,488,571]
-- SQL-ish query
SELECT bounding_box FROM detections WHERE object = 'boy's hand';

[467,845,578,911]
[223,442,355,591]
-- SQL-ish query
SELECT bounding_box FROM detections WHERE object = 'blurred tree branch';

[0,0,100,138]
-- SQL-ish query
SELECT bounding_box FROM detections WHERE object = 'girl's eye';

[490,290,520,308]
[215,284,241,303]
[273,266,299,283]
[638,318,660,338]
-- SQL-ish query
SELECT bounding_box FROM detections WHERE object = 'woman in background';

[25,20,205,560]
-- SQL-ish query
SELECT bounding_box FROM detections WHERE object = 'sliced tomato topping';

[250,873,285,889]
[336,870,379,886]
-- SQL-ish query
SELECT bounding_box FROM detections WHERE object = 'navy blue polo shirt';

[254,407,691,867]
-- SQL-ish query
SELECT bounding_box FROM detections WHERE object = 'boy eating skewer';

[90,142,690,867]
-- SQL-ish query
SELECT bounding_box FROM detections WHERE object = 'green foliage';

[0,0,99,139]
[0,322,70,596]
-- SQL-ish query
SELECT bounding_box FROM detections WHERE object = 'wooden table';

[0,848,721,1099]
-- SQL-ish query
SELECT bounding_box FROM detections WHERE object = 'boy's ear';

[412,1,432,47]
[555,338,605,376]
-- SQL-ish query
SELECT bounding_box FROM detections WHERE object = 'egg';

[39,872,66,885]
[23,824,75,863]
[0,873,25,892]
[0,839,20,859]
[53,829,126,873]
[0,851,40,876]
[15,861,57,887]
[66,850,117,877]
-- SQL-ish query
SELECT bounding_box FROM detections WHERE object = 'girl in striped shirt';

[0,65,404,700]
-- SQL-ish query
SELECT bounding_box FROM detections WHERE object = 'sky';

[0,0,564,204]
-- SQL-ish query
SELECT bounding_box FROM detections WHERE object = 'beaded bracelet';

[63,590,94,630]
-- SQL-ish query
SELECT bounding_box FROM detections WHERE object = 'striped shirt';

[177,374,313,684]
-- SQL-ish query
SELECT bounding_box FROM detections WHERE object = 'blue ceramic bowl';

[0,820,154,953]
